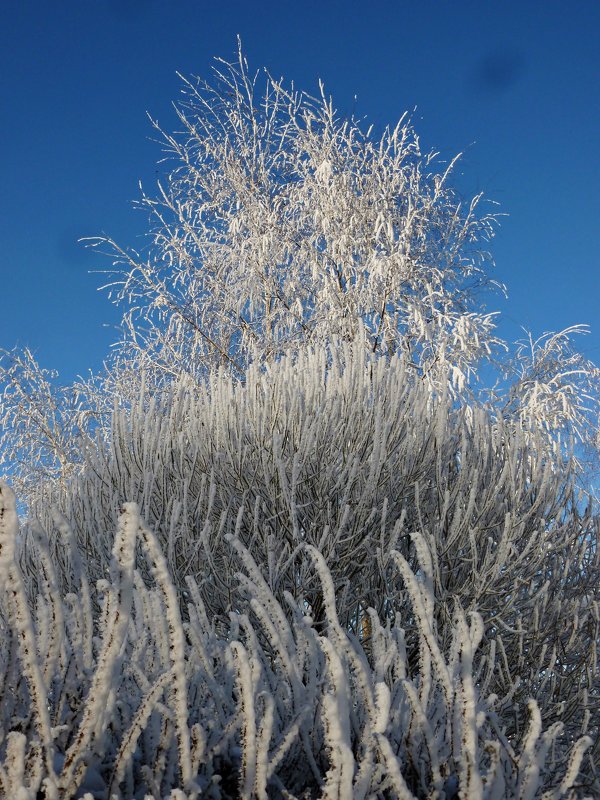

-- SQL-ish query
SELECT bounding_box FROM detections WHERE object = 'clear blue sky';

[1,0,598,383]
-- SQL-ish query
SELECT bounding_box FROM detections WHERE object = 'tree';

[93,43,502,391]
[1,45,599,797]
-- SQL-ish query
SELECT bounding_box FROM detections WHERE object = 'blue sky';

[1,0,598,383]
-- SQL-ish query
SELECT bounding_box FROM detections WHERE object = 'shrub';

[1,479,597,798]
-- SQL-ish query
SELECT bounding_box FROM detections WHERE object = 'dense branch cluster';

[1,477,597,798]
[0,46,599,797]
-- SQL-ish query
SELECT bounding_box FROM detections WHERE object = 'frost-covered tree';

[92,44,502,389]
[1,44,599,797]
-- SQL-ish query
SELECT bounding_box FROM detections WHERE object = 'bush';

[1,476,597,798]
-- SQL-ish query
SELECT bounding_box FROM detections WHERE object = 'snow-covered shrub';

[1,482,596,798]
[24,340,599,752]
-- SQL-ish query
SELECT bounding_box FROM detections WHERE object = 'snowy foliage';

[23,340,598,739]
[3,342,599,797]
[1,480,597,798]
[1,44,599,797]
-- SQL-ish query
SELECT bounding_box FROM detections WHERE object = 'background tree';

[93,44,502,391]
